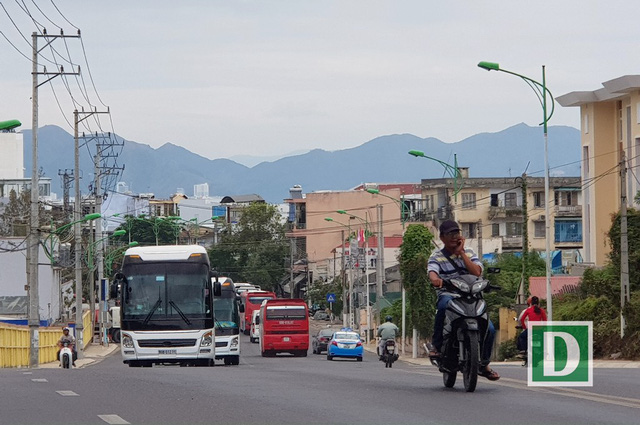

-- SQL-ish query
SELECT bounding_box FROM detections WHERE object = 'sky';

[2,1,640,161]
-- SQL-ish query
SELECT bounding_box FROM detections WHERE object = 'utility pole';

[28,30,79,368]
[518,173,529,304]
[341,230,346,324]
[290,237,295,299]
[477,219,483,258]
[58,169,74,218]
[620,150,630,338]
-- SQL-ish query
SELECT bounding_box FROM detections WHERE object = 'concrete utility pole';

[290,237,295,299]
[28,31,79,368]
[518,173,529,305]
[620,150,630,338]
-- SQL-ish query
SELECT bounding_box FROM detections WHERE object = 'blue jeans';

[432,294,496,364]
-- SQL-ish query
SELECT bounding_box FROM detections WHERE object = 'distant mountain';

[227,149,310,167]
[22,123,580,204]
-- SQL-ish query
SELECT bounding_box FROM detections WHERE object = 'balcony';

[554,205,582,217]
[489,206,522,220]
[502,235,523,248]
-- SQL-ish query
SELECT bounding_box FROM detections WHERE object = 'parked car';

[313,311,330,321]
[312,328,335,354]
[326,329,363,361]
[250,310,260,343]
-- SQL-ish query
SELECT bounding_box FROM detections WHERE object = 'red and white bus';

[259,299,309,357]
[239,290,276,334]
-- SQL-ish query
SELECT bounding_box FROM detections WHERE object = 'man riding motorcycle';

[377,315,399,360]
[57,327,77,367]
[427,220,499,381]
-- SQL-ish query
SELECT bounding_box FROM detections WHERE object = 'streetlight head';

[166,216,181,220]
[337,210,347,215]
[324,217,334,222]
[408,150,425,157]
[366,188,380,194]
[83,213,102,221]
[478,61,500,71]
[128,241,139,247]
[112,230,126,237]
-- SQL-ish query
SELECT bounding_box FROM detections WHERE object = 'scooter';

[381,340,399,368]
[59,342,74,369]
[427,274,500,392]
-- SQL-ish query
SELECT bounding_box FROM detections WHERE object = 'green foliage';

[307,278,343,315]
[113,215,176,246]
[607,208,640,294]
[497,338,519,361]
[381,298,413,335]
[399,224,436,338]
[208,203,288,291]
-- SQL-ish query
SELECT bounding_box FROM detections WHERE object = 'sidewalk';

[363,341,640,368]
[40,342,119,369]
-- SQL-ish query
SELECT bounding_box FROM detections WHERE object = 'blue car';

[326,329,363,361]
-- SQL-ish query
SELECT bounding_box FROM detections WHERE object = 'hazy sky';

[2,1,640,160]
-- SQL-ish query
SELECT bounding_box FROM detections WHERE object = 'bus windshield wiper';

[143,297,162,326]
[169,301,191,325]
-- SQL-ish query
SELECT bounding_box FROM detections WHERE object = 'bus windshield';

[121,262,212,331]
[265,306,307,320]
[213,296,240,335]
[248,296,273,305]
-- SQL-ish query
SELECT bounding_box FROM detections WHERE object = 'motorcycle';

[59,342,74,369]
[381,340,399,368]
[427,274,500,392]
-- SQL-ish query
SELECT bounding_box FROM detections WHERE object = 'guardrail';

[0,310,91,368]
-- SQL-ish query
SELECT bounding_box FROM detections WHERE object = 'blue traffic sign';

[326,293,336,303]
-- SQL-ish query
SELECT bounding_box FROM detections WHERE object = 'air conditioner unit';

[539,215,545,221]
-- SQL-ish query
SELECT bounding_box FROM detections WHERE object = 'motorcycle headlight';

[230,336,239,347]
[451,279,470,293]
[201,331,213,347]
[471,280,488,294]
[122,333,134,348]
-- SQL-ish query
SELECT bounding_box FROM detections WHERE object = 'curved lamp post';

[408,150,463,201]
[42,212,102,262]
[477,60,555,319]
[365,188,410,355]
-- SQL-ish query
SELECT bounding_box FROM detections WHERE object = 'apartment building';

[557,75,640,266]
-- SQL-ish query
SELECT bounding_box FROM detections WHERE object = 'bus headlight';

[201,331,213,347]
[230,336,239,347]
[122,333,134,348]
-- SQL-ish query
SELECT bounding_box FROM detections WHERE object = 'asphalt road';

[2,328,639,425]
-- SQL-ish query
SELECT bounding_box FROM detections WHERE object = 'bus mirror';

[109,282,118,299]
[210,270,219,280]
[255,316,260,325]
[239,304,245,313]
[213,281,222,297]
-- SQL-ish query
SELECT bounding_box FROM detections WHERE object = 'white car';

[249,310,260,343]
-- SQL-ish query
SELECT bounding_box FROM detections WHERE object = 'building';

[557,75,640,266]
[419,170,583,269]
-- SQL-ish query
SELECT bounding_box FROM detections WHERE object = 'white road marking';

[98,414,130,424]
[31,378,48,382]
[22,372,33,375]
[56,390,79,396]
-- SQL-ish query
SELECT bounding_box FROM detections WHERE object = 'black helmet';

[385,315,393,322]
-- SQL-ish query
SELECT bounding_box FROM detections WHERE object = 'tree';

[113,215,176,246]
[307,277,343,316]
[398,224,436,338]
[208,203,288,291]
[0,189,30,236]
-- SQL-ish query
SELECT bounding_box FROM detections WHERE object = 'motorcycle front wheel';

[443,370,456,388]
[462,332,479,392]
[62,353,70,369]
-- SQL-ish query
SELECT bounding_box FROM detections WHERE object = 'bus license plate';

[283,337,291,342]
[158,349,177,355]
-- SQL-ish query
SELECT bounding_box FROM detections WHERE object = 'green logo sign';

[528,321,593,387]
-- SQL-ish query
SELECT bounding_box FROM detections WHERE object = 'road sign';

[326,293,336,303]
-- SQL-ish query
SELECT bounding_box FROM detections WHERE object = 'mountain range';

[22,123,581,204]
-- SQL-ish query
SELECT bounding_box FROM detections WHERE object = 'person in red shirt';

[517,296,547,352]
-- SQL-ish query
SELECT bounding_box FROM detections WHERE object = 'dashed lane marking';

[56,390,79,396]
[98,414,130,424]
[31,378,48,382]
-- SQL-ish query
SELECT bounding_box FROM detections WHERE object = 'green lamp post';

[408,150,463,202]
[477,60,555,319]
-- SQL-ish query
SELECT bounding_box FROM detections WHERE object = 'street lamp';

[325,217,355,329]
[42,213,103,262]
[408,150,463,201]
[366,188,410,355]
[478,60,555,319]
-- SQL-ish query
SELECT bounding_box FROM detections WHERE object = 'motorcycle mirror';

[487,267,501,274]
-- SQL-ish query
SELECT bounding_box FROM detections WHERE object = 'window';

[462,193,476,209]
[491,223,500,237]
[461,222,477,239]
[534,221,545,238]
[490,194,499,207]
[506,222,522,236]
[533,192,545,208]
[504,192,517,207]
[555,191,575,206]
[584,113,589,133]
[555,220,582,243]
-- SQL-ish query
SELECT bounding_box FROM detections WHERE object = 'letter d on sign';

[528,321,593,387]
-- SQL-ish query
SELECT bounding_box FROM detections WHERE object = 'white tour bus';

[112,245,221,367]
[213,277,240,365]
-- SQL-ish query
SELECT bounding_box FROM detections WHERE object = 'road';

[1,327,639,425]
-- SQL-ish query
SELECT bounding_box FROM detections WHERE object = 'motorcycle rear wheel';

[62,354,70,369]
[462,332,479,392]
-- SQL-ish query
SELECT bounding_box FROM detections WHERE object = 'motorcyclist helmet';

[385,315,393,322]
[62,327,70,332]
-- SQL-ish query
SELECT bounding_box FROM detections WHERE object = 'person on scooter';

[377,315,399,360]
[427,220,500,381]
[517,296,547,352]
[57,327,77,366]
